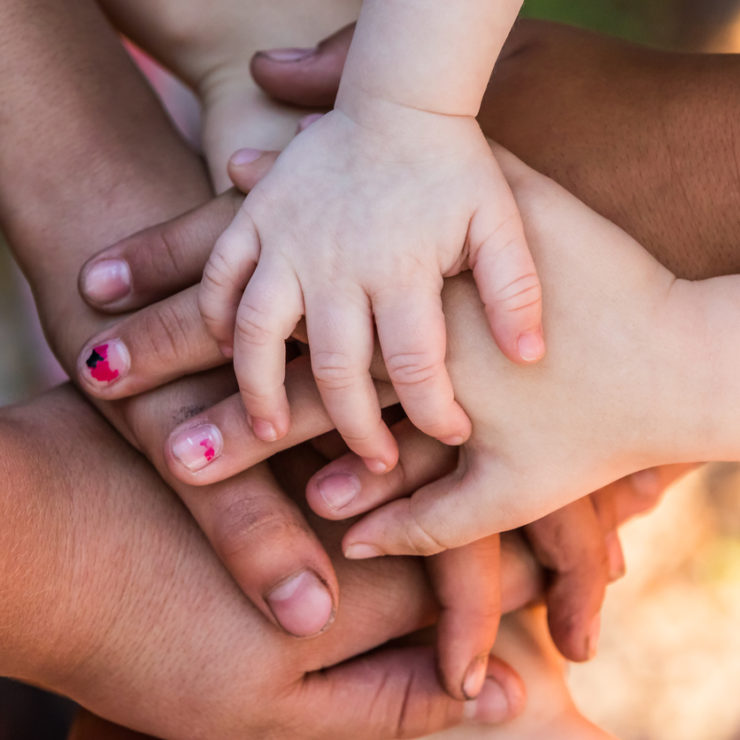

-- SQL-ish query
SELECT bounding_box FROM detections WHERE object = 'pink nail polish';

[317,472,360,511]
[517,330,545,363]
[260,47,316,63]
[230,148,263,167]
[266,570,335,637]
[84,339,130,385]
[82,259,132,304]
[344,543,384,560]
[170,424,223,472]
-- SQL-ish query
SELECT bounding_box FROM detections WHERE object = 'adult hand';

[3,386,531,738]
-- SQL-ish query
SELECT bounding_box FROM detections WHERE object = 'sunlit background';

[3,1,740,737]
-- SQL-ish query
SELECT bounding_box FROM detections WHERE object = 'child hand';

[199,108,544,469]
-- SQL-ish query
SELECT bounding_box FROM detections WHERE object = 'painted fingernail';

[586,613,601,660]
[170,423,223,472]
[266,569,335,638]
[344,543,384,560]
[82,259,132,304]
[259,47,316,63]
[251,417,278,442]
[517,329,545,363]
[296,113,324,134]
[82,340,130,385]
[317,472,361,511]
[462,654,489,700]
[230,148,263,167]
[362,458,389,475]
[470,677,510,724]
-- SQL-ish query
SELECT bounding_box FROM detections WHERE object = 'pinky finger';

[199,206,261,355]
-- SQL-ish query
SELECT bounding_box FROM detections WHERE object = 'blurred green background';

[523,0,740,48]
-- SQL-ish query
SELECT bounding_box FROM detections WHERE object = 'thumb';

[342,458,518,557]
[227,148,280,193]
[250,23,355,108]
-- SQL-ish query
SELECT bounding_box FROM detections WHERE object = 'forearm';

[337,0,522,120]
[0,0,210,369]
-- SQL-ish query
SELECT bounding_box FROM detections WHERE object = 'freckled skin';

[86,344,119,383]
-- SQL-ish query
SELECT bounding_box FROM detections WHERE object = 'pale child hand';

[199,107,544,470]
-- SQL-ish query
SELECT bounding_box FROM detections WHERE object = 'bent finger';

[429,536,501,701]
[525,498,608,662]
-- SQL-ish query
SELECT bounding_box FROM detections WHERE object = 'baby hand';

[199,109,543,469]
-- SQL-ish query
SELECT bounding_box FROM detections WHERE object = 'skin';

[199,0,547,471]
[0,386,532,738]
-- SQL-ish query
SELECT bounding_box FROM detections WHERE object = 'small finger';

[77,285,223,399]
[306,418,455,519]
[306,289,398,473]
[428,535,501,701]
[233,261,304,441]
[198,204,261,355]
[372,284,471,445]
[470,186,544,364]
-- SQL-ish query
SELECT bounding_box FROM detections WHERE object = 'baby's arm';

[338,0,523,119]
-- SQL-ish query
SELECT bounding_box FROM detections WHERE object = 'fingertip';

[516,328,546,364]
[79,258,132,307]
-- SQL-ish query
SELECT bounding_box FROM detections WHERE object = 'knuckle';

[235,302,274,347]
[385,352,442,388]
[213,495,304,561]
[406,504,448,556]
[202,241,239,292]
[494,272,542,313]
[311,351,362,391]
[138,301,195,366]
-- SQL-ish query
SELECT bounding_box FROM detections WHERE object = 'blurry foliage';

[521,0,740,48]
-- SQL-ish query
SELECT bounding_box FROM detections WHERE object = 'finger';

[233,261,304,441]
[525,498,608,662]
[470,192,545,365]
[227,149,279,194]
[306,418,455,519]
[306,288,398,473]
[250,23,355,109]
[198,203,261,355]
[372,284,472,445]
[77,285,224,399]
[78,188,243,312]
[587,486,627,582]
[165,355,398,485]
[342,459,516,558]
[299,646,524,737]
[428,536,501,701]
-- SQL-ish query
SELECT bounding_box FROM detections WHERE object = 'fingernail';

[517,329,545,363]
[462,654,488,700]
[217,341,234,359]
[251,417,278,442]
[469,677,510,724]
[259,47,316,63]
[82,259,131,304]
[586,613,601,660]
[230,148,263,167]
[82,340,130,385]
[266,569,335,638]
[296,113,324,134]
[170,423,223,472]
[440,435,465,446]
[362,458,389,474]
[317,472,361,511]
[344,543,384,560]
